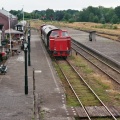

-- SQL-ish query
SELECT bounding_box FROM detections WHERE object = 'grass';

[66,95,79,106]
[68,52,120,106]
[52,51,120,107]
[94,24,118,29]
[52,60,79,106]
[57,60,100,106]
[30,20,120,41]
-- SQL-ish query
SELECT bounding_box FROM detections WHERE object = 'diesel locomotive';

[40,24,71,58]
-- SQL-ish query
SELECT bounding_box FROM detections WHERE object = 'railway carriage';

[40,25,71,58]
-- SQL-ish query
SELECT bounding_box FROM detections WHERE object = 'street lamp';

[24,41,28,95]
[28,28,31,37]
[28,33,31,66]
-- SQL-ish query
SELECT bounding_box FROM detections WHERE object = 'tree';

[24,12,31,19]
[46,9,54,20]
[89,13,94,22]
[10,10,22,20]
[115,6,120,19]
[55,10,64,21]
[93,15,99,23]
[38,10,46,20]
[111,14,119,23]
[104,8,114,23]
[99,6,106,23]
[31,10,40,19]
[63,13,71,21]
[9,6,120,23]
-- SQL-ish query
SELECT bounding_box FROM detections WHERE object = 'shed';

[15,22,23,32]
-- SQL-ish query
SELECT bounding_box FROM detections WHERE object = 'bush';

[93,24,118,30]
[68,18,74,23]
[113,26,118,29]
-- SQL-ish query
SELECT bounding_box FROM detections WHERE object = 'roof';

[42,25,59,35]
[20,21,27,26]
[15,21,26,26]
[15,22,23,26]
[5,28,23,34]
[0,9,17,19]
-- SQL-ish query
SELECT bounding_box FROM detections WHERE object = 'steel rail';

[72,41,120,74]
[56,60,92,120]
[71,42,120,85]
[66,59,117,120]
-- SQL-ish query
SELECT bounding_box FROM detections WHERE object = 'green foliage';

[111,14,119,24]
[93,24,118,29]
[115,6,120,18]
[10,6,120,24]
[93,15,99,23]
[68,18,75,23]
[46,8,54,20]
[112,25,118,29]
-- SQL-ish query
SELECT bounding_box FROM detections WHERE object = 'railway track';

[56,59,118,120]
[71,40,120,86]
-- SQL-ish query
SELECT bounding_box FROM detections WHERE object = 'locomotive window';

[62,32,69,37]
[50,31,59,37]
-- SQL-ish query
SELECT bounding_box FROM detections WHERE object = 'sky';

[0,0,119,13]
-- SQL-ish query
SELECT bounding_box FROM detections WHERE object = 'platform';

[0,29,72,120]
[65,28,120,64]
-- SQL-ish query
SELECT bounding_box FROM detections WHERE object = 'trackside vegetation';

[10,6,120,24]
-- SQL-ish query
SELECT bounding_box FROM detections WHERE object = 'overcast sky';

[0,0,119,12]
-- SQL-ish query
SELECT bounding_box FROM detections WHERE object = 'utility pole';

[8,13,12,53]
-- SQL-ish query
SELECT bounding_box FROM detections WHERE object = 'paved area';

[65,28,120,64]
[0,30,73,120]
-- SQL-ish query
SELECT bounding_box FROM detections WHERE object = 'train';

[40,24,71,58]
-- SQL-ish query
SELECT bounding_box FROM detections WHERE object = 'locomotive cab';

[49,30,71,57]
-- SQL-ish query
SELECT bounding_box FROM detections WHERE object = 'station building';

[0,8,18,30]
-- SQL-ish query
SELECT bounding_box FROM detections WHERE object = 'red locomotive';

[40,25,71,58]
